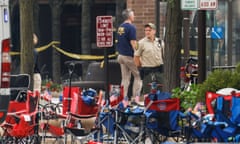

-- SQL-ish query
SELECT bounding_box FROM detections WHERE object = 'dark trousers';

[139,65,163,94]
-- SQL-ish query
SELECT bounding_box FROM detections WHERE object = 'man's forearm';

[130,40,137,50]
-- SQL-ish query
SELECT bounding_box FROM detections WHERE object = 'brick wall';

[127,0,156,40]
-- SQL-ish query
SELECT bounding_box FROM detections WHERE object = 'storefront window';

[163,0,240,71]
[211,2,227,67]
[232,0,240,65]
[188,0,228,70]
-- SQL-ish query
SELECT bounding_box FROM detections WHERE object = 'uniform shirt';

[135,37,164,67]
[116,23,137,57]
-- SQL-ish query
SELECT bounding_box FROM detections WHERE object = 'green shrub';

[172,63,240,111]
[198,64,240,100]
[172,84,200,110]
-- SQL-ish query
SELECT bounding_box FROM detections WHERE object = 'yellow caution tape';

[10,41,118,60]
[10,41,60,56]
[10,51,21,56]
[36,41,60,52]
[11,41,199,60]
[52,44,117,60]
[100,61,104,68]
[181,49,198,56]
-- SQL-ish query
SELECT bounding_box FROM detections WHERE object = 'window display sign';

[96,16,113,48]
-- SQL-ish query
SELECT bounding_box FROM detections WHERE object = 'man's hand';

[134,56,141,67]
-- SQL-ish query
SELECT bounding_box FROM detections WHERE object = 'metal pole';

[104,48,109,103]
[227,0,232,66]
[155,0,160,37]
[197,10,206,83]
[183,11,190,61]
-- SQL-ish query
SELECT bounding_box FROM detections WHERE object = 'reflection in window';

[212,5,227,66]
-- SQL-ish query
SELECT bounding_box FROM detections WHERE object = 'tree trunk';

[163,0,182,92]
[19,0,34,90]
[49,0,64,83]
[33,0,40,35]
[81,0,92,54]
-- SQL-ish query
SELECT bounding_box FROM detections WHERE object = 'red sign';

[96,16,113,48]
[199,0,218,10]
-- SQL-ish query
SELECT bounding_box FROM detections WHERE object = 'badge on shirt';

[117,27,125,35]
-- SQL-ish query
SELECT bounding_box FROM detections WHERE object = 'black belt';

[141,65,163,72]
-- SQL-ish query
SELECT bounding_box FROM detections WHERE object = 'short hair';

[122,8,133,20]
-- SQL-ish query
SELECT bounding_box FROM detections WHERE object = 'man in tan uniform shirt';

[134,23,164,94]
